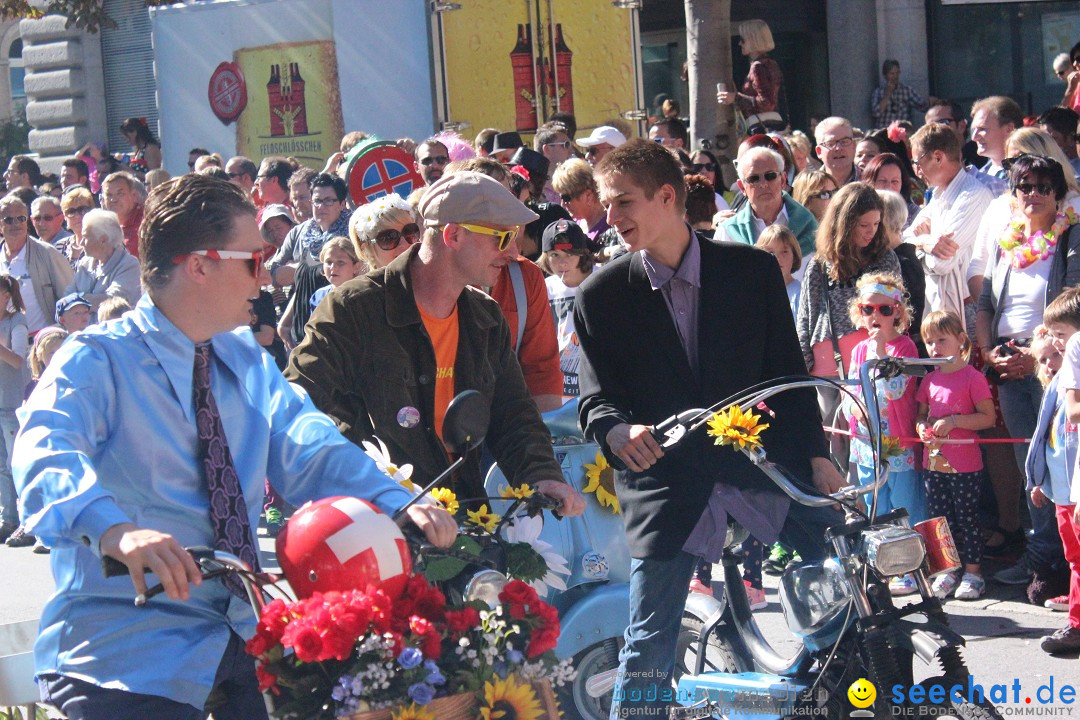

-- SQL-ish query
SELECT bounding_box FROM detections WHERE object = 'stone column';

[825,0,879,130]
[20,15,107,173]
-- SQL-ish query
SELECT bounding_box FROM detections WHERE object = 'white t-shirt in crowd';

[996,256,1050,340]
[545,274,582,397]
[0,244,48,333]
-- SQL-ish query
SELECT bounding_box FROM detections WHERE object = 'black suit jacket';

[573,233,828,559]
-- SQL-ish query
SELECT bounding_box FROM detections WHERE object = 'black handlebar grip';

[102,555,130,577]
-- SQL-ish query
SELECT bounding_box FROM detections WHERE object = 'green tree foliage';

[0,0,177,32]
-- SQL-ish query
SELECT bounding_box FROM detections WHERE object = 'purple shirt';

[642,230,790,562]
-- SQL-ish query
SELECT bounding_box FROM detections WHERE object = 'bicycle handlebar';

[102,546,268,610]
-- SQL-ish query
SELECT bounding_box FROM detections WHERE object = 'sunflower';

[467,503,500,533]
[500,483,535,500]
[428,487,460,515]
[392,703,436,720]
[583,451,619,514]
[480,675,543,720]
[706,405,769,451]
[880,436,903,460]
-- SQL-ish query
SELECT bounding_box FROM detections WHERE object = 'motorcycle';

[662,356,1004,720]
[485,397,722,720]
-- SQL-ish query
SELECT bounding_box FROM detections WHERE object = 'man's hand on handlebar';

[399,504,458,548]
[810,457,847,496]
[100,523,202,602]
[534,479,586,517]
[606,423,664,472]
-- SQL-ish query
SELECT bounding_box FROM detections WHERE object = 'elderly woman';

[64,209,142,311]
[348,194,421,271]
[59,188,96,266]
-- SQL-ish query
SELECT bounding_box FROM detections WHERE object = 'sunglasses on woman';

[1014,182,1053,197]
[374,223,421,251]
[858,302,898,317]
[691,162,716,173]
[810,190,834,201]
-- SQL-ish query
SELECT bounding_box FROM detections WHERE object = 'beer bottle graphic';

[552,23,574,114]
[510,24,537,132]
[289,62,308,135]
[267,64,284,137]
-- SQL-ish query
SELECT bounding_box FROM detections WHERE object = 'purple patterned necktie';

[193,342,259,596]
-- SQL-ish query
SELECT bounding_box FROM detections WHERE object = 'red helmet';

[276,496,412,599]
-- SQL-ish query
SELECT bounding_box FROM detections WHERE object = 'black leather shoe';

[1041,625,1080,654]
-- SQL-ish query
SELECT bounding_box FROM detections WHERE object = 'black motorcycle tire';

[675,613,744,680]
[557,638,621,720]
[914,676,1005,720]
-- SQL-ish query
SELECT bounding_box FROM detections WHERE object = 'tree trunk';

[684,0,733,159]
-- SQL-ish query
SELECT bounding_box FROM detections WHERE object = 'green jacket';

[718,192,818,258]
[285,244,561,503]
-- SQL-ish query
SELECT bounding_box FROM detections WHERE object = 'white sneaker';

[954,573,985,600]
[889,574,918,596]
[932,571,961,599]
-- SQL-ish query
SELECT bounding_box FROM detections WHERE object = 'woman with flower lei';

[975,152,1080,587]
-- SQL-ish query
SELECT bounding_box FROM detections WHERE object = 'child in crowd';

[755,225,802,318]
[916,310,996,600]
[1040,288,1080,653]
[96,296,132,322]
[0,274,28,546]
[538,219,594,398]
[309,235,367,312]
[842,273,923,594]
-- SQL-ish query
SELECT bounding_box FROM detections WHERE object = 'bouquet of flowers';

[247,574,574,719]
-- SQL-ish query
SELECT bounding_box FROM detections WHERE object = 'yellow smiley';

[848,678,877,709]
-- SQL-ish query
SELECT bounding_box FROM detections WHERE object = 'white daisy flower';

[361,436,415,491]
[501,513,571,595]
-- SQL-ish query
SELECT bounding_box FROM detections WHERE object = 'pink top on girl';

[846,334,920,469]
[914,365,993,473]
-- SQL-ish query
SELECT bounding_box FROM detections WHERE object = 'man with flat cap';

[287,171,585,514]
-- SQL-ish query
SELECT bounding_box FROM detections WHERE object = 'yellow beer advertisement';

[234,41,344,166]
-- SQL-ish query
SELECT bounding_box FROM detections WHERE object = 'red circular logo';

[208,62,247,124]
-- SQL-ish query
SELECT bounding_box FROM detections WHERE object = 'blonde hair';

[30,329,68,380]
[1031,326,1059,387]
[847,272,911,332]
[61,186,94,214]
[738,19,775,55]
[1006,127,1080,196]
[876,189,908,239]
[348,194,417,268]
[144,168,171,190]
[920,310,972,363]
[791,170,837,209]
[756,224,802,273]
[319,235,359,264]
[551,158,597,198]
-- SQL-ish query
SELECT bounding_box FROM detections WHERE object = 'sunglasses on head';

[1,215,27,225]
[1014,182,1053,196]
[420,155,449,166]
[744,171,780,185]
[172,249,263,279]
[459,223,518,251]
[692,162,716,172]
[374,223,421,251]
[858,302,898,317]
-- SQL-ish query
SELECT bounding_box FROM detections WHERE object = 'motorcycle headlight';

[863,526,926,577]
[464,570,508,608]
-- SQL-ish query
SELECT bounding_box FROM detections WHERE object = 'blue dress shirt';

[14,294,414,708]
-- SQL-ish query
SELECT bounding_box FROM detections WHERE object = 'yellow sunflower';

[466,503,500,533]
[428,487,459,515]
[583,451,620,514]
[480,675,543,720]
[880,436,903,460]
[500,483,535,500]
[391,703,436,720]
[706,405,770,451]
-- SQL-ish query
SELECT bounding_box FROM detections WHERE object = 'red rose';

[256,665,281,695]
[526,624,559,658]
[286,625,326,662]
[422,631,442,659]
[445,607,480,634]
[410,616,434,637]
[245,632,273,658]
[508,603,527,620]
[535,601,560,629]
[500,580,539,608]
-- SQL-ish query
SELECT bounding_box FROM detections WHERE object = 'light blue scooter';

[486,398,722,720]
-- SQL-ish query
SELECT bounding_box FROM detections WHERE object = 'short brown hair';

[756,224,803,273]
[139,174,255,292]
[1043,287,1080,330]
[921,309,971,363]
[910,122,961,162]
[595,139,686,208]
[971,95,1024,131]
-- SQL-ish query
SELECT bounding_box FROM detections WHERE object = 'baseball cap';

[55,293,91,322]
[542,218,589,253]
[418,171,539,228]
[258,204,295,230]
[576,126,627,148]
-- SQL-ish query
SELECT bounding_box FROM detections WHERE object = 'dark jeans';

[610,501,842,718]
[39,631,267,720]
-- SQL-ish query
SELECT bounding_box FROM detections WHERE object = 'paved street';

[2,537,1076,716]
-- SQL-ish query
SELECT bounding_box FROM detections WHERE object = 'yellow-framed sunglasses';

[458,223,519,251]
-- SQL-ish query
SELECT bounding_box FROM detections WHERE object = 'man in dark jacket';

[286,171,584,514]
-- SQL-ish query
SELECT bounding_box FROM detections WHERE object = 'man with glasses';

[224,156,258,198]
[31,196,72,248]
[5,155,42,192]
[414,138,450,186]
[814,116,857,185]
[925,99,986,171]
[187,148,211,173]
[577,125,627,167]
[0,195,73,336]
[647,117,688,151]
[716,146,817,259]
[14,173,457,719]
[534,122,574,168]
[101,172,145,258]
[287,171,585,516]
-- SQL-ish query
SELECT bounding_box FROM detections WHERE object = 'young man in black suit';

[573,140,846,718]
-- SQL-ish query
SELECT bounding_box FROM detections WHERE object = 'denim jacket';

[1026,373,1077,505]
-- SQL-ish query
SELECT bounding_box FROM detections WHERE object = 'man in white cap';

[287,171,586,515]
[577,125,627,167]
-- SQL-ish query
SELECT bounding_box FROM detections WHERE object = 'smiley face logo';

[848,678,876,708]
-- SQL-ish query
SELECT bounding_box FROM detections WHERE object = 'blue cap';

[55,293,91,322]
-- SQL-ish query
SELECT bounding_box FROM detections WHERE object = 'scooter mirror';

[442,390,489,454]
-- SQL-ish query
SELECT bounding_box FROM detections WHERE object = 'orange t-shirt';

[417,303,459,442]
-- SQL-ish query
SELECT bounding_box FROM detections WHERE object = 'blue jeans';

[609,502,841,718]
[855,465,926,524]
[0,408,20,526]
[997,375,1064,570]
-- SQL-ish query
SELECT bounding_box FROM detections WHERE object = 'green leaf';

[505,541,547,583]
[422,535,483,582]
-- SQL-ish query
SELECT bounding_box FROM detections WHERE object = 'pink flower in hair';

[887,121,907,144]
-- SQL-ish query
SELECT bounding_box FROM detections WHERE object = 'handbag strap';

[820,262,846,380]
[989,245,1011,342]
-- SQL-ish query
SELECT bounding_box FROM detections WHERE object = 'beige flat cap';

[417,171,539,228]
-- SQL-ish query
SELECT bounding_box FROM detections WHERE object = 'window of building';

[8,37,24,108]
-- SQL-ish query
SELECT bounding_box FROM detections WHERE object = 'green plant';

[0,113,30,168]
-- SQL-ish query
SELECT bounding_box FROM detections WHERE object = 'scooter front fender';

[556,583,630,660]
[892,617,966,666]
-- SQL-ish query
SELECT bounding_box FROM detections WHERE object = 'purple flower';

[397,647,423,670]
[408,682,436,705]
